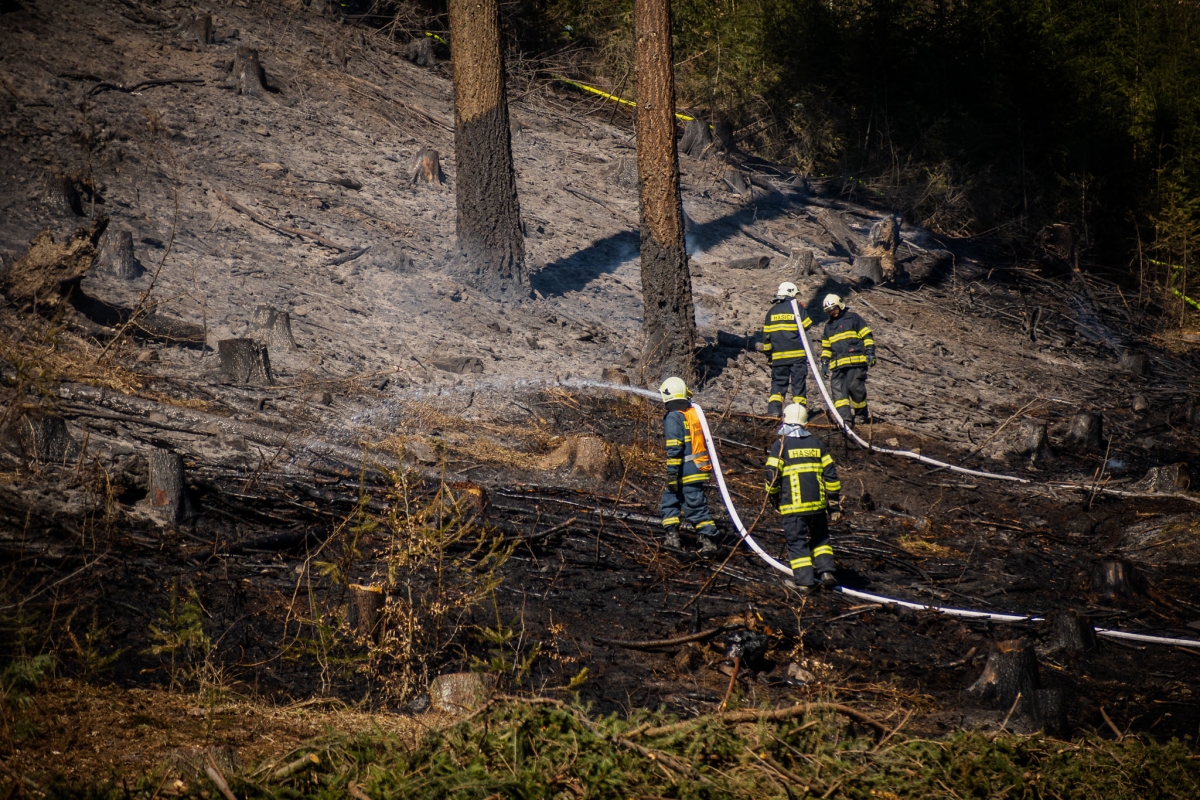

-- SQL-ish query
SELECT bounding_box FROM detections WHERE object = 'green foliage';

[143,580,211,691]
[0,653,54,746]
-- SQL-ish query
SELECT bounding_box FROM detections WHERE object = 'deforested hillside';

[1,0,1199,795]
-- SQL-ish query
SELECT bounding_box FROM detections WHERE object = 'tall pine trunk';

[635,0,696,382]
[448,0,528,300]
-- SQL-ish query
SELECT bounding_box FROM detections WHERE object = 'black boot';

[664,527,681,549]
[697,536,719,559]
[767,401,783,417]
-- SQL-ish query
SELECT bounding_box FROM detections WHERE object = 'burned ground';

[1,0,1199,787]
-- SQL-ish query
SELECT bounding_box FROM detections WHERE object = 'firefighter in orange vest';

[659,377,719,557]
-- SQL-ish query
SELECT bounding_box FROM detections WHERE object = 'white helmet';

[659,376,691,403]
[822,293,845,313]
[776,282,799,298]
[782,403,808,426]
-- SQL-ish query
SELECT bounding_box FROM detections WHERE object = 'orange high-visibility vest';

[682,406,713,473]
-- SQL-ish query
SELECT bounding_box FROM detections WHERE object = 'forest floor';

[1,0,1200,793]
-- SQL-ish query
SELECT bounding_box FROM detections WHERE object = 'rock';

[786,662,817,684]
[431,356,484,375]
[428,672,497,714]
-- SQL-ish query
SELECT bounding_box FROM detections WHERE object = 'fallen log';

[593,626,730,650]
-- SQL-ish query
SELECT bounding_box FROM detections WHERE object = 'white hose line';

[690,403,1200,650]
[789,299,1030,484]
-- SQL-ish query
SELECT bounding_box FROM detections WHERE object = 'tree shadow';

[530,229,640,297]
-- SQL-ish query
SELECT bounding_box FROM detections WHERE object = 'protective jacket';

[765,429,840,514]
[664,401,713,485]
[820,310,875,370]
[762,300,813,363]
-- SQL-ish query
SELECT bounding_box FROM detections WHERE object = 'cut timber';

[1063,410,1103,451]
[678,118,712,158]
[43,172,83,217]
[229,46,267,97]
[13,414,78,466]
[147,448,189,525]
[347,584,384,642]
[1090,559,1143,601]
[93,227,144,279]
[404,36,436,67]
[727,255,771,270]
[218,338,274,385]
[816,209,861,257]
[410,148,443,185]
[853,255,884,285]
[862,215,900,280]
[786,248,817,280]
[176,12,213,45]
[253,305,297,352]
[722,168,750,195]
[1118,350,1149,376]
[1046,609,1097,653]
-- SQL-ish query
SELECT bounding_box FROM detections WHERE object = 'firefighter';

[765,403,842,594]
[762,282,813,417]
[659,377,719,557]
[820,293,875,429]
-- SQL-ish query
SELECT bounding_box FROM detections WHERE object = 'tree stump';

[727,255,771,270]
[863,215,900,280]
[404,36,436,67]
[853,255,884,285]
[44,172,83,216]
[176,12,213,45]
[1090,559,1143,601]
[430,356,484,374]
[147,448,189,525]
[16,414,78,466]
[93,227,144,279]
[600,367,630,385]
[1118,350,1149,376]
[1007,418,1050,462]
[816,209,861,257]
[786,248,817,281]
[218,338,274,385]
[253,305,297,352]
[1046,609,1097,653]
[1064,411,1103,450]
[968,639,1039,708]
[410,148,443,185]
[712,121,737,153]
[347,583,385,642]
[1135,462,1190,493]
[722,168,750,195]
[230,46,268,97]
[678,118,712,158]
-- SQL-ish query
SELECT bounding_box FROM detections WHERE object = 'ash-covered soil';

[2,0,1200,780]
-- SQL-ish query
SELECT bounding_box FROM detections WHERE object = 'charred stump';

[722,168,750,195]
[410,148,444,185]
[816,209,861,257]
[1118,350,1149,377]
[14,414,78,466]
[1064,411,1103,451]
[147,448,189,525]
[254,305,297,352]
[786,248,817,281]
[347,583,385,642]
[678,118,712,159]
[229,46,268,97]
[176,12,213,45]
[853,255,884,285]
[1131,394,1148,413]
[711,121,737,154]
[1136,462,1190,493]
[1007,418,1050,463]
[218,338,274,385]
[93,227,144,279]
[404,36,436,67]
[44,173,83,217]
[968,639,1065,733]
[1046,609,1097,653]
[1090,559,1144,601]
[863,215,900,280]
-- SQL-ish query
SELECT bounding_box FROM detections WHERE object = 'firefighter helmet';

[822,293,845,313]
[776,282,799,298]
[782,403,808,426]
[659,376,692,403]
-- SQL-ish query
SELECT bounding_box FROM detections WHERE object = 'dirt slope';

[2,0,1200,782]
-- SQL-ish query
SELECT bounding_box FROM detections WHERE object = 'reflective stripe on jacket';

[820,310,875,370]
[762,300,813,363]
[664,404,712,484]
[765,431,841,514]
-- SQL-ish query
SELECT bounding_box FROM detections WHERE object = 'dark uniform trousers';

[784,513,835,585]
[769,361,807,414]
[660,483,717,537]
[831,366,869,424]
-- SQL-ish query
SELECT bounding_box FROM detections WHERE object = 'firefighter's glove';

[868,355,877,368]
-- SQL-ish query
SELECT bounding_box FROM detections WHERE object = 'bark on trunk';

[93,227,145,279]
[147,447,189,525]
[448,0,528,301]
[635,0,696,383]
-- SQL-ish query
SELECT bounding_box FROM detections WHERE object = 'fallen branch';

[593,625,731,650]
[212,186,349,252]
[89,78,205,96]
[204,752,240,800]
[322,246,371,269]
[632,701,889,738]
[273,753,320,780]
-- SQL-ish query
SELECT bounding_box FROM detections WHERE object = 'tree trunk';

[347,583,385,642]
[678,118,711,158]
[147,448,189,525]
[93,227,144,279]
[634,0,696,383]
[218,338,274,385]
[448,0,527,301]
[1064,411,1103,450]
[410,148,444,185]
[230,46,267,97]
[1046,609,1097,653]
[254,305,297,352]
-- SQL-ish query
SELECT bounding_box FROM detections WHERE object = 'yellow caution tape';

[424,31,447,45]
[1173,289,1200,311]
[553,76,696,122]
